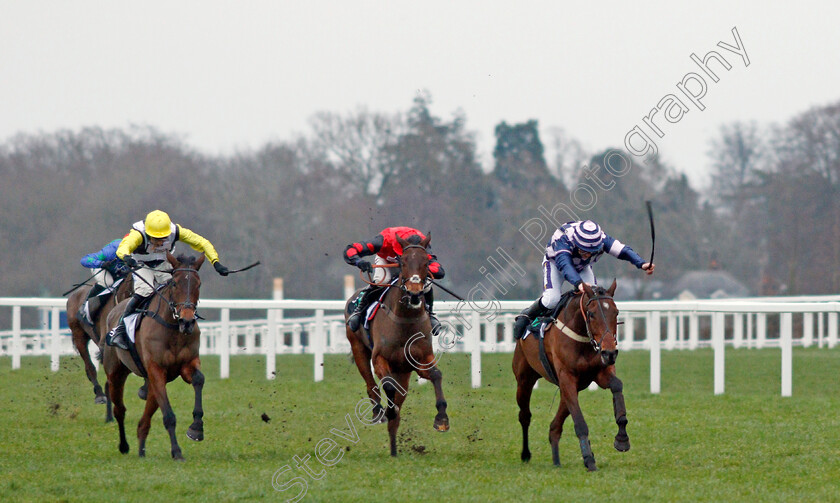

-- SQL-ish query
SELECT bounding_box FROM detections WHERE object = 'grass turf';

[0,347,838,502]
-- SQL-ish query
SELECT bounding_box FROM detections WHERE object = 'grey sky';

[2,1,838,187]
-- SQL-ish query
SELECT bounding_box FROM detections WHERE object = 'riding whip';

[429,279,466,302]
[228,261,261,274]
[645,200,656,265]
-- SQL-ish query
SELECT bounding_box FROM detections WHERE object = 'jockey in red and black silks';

[343,227,445,333]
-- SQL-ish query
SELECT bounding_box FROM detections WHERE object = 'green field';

[1,348,839,502]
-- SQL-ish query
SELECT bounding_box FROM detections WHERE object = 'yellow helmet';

[144,210,172,238]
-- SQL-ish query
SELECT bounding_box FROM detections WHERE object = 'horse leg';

[348,333,385,423]
[548,398,570,467]
[138,379,149,401]
[106,367,130,454]
[558,372,597,471]
[181,358,205,441]
[384,372,411,457]
[137,387,159,458]
[597,369,630,452]
[71,328,106,403]
[414,355,449,432]
[372,355,406,456]
[147,363,184,460]
[513,345,540,463]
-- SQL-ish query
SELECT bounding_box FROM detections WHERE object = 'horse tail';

[95,349,103,363]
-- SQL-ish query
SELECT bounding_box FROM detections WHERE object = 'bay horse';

[512,280,629,471]
[66,274,133,404]
[102,252,206,460]
[345,233,450,456]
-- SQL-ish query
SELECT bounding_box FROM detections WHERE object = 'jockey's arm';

[115,230,143,261]
[343,234,384,266]
[554,250,584,289]
[603,235,645,269]
[177,225,221,264]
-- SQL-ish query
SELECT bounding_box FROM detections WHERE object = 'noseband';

[396,244,428,306]
[579,292,617,353]
[165,267,200,321]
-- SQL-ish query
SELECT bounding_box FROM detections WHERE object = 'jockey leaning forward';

[344,226,445,334]
[514,220,654,339]
[106,210,229,350]
[76,238,132,327]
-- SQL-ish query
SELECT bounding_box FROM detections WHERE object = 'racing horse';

[512,280,629,471]
[66,274,133,404]
[102,253,206,460]
[345,233,450,456]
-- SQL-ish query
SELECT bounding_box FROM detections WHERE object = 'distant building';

[668,270,750,299]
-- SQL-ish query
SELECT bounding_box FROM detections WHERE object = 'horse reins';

[579,292,617,352]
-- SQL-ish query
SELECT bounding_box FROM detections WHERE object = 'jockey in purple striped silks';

[514,220,655,339]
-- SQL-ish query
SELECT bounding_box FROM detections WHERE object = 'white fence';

[1,296,838,396]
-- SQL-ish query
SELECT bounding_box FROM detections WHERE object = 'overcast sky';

[2,1,838,187]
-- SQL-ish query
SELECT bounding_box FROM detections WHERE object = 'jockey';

[106,210,229,350]
[76,238,131,327]
[344,227,445,333]
[514,220,654,339]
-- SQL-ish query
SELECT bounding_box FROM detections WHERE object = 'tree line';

[1,94,837,305]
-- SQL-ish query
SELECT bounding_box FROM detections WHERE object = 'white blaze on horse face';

[409,274,422,284]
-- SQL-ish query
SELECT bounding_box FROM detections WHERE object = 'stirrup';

[77,305,93,327]
[107,325,129,350]
[347,311,363,332]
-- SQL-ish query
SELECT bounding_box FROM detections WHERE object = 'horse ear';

[195,254,206,270]
[396,234,409,248]
[582,283,595,298]
[607,278,617,297]
[166,252,179,268]
[421,231,431,248]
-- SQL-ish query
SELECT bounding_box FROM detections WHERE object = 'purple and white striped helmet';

[572,220,604,252]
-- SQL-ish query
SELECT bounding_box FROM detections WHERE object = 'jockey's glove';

[356,260,372,273]
[214,262,230,276]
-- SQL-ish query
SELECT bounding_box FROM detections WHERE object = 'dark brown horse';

[512,280,629,471]
[345,234,450,456]
[66,275,133,404]
[102,253,206,460]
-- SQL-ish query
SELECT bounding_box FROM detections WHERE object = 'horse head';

[395,232,431,310]
[581,279,619,366]
[166,252,205,334]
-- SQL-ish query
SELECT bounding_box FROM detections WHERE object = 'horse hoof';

[521,450,531,463]
[614,438,630,452]
[584,459,597,472]
[94,395,107,405]
[172,451,185,461]
[105,416,114,423]
[137,386,148,401]
[119,443,129,455]
[187,428,204,442]
[433,418,450,432]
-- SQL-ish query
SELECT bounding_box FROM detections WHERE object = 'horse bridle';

[579,292,617,353]
[163,266,200,321]
[395,244,429,303]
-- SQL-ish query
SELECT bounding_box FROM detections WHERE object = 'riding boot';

[514,298,549,340]
[108,294,143,350]
[77,284,106,326]
[424,289,442,335]
[347,285,380,332]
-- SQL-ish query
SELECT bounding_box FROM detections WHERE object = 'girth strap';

[538,333,559,386]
